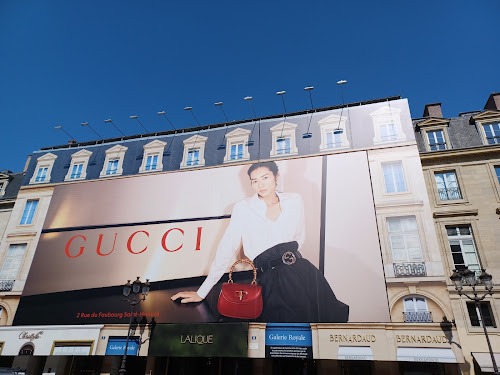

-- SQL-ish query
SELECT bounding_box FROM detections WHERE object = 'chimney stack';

[423,103,443,118]
[484,93,500,111]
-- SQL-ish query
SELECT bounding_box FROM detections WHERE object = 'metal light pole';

[450,268,498,374]
[119,277,150,375]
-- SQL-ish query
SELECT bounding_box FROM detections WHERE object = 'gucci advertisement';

[14,152,389,325]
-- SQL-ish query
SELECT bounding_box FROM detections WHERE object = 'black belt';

[257,250,302,272]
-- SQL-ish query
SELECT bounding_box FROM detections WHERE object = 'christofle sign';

[18,331,44,340]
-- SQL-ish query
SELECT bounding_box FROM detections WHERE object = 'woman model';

[172,161,349,322]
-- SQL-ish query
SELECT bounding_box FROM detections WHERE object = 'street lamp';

[450,268,497,374]
[119,277,150,375]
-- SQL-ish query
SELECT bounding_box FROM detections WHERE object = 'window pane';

[106,160,119,175]
[277,138,290,154]
[382,162,406,193]
[434,172,461,200]
[484,123,500,145]
[495,167,500,184]
[387,216,422,262]
[20,200,38,225]
[187,150,199,166]
[427,130,446,151]
[0,244,27,280]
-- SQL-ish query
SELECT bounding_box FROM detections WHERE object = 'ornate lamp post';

[450,268,498,374]
[119,277,150,375]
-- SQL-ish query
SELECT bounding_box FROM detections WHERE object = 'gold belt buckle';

[282,251,297,265]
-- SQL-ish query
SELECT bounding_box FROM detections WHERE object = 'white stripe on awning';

[397,347,457,363]
[472,352,500,373]
[338,346,374,361]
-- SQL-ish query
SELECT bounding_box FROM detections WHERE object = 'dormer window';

[427,130,447,150]
[65,149,92,181]
[223,128,251,163]
[270,121,298,157]
[181,134,207,169]
[0,177,8,196]
[415,118,451,152]
[139,140,166,173]
[483,123,500,145]
[99,145,128,178]
[318,114,350,151]
[29,153,57,184]
[370,106,406,145]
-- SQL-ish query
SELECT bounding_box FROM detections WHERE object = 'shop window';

[382,161,407,193]
[446,225,481,275]
[370,106,406,145]
[427,129,447,150]
[223,128,251,163]
[434,171,462,201]
[29,153,57,184]
[99,145,128,178]
[20,200,38,225]
[483,123,500,145]
[139,140,166,173]
[270,121,298,157]
[403,296,432,322]
[52,343,93,355]
[467,301,496,328]
[64,149,92,181]
[318,114,350,151]
[0,244,27,284]
[387,216,423,263]
[181,134,207,169]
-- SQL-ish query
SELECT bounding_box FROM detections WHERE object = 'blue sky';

[1,1,499,172]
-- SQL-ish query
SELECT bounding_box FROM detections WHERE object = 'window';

[29,152,57,184]
[35,167,48,182]
[106,159,119,175]
[99,145,128,178]
[276,137,291,155]
[145,155,158,170]
[427,130,447,150]
[370,106,406,145]
[387,216,423,263]
[447,225,481,275]
[270,121,298,157]
[20,200,38,225]
[181,134,207,169]
[484,123,500,145]
[496,166,500,185]
[0,179,7,196]
[318,114,350,151]
[70,163,83,179]
[434,172,462,200]
[65,149,92,181]
[139,140,166,173]
[0,244,27,281]
[380,123,397,141]
[382,161,407,193]
[224,128,251,163]
[467,302,496,327]
[187,149,199,166]
[403,296,432,322]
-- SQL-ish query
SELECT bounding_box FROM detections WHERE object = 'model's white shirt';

[197,192,305,299]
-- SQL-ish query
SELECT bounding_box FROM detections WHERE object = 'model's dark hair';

[247,161,279,177]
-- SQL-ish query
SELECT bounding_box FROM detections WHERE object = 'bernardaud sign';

[13,100,415,326]
[148,323,248,357]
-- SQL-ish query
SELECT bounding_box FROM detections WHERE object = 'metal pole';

[476,297,499,374]
[119,304,135,374]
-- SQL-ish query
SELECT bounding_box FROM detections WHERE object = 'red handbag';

[217,259,263,319]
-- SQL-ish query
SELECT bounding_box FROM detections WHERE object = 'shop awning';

[397,348,457,363]
[472,352,500,373]
[338,346,374,361]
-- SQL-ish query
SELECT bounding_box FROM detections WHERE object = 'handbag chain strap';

[228,259,257,285]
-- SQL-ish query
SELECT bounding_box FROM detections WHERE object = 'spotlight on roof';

[214,102,223,106]
[156,112,165,116]
[304,86,314,91]
[130,115,138,119]
[244,96,253,101]
[337,80,347,85]
[276,91,286,95]
[81,122,89,126]
[104,119,112,123]
[184,106,193,111]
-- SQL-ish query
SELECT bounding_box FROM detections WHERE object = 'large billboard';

[15,152,390,325]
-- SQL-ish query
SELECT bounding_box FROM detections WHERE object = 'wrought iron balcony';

[403,311,433,323]
[438,187,462,201]
[0,280,14,291]
[394,262,427,277]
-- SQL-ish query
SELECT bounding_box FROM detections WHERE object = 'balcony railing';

[394,262,427,277]
[0,280,14,291]
[403,311,433,323]
[438,187,462,201]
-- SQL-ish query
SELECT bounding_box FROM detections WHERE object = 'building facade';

[0,96,464,374]
[414,93,500,374]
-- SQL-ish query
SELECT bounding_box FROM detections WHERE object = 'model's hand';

[171,291,203,303]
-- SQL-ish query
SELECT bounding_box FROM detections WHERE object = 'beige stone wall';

[421,149,500,374]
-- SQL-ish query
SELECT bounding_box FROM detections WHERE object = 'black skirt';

[253,241,349,323]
